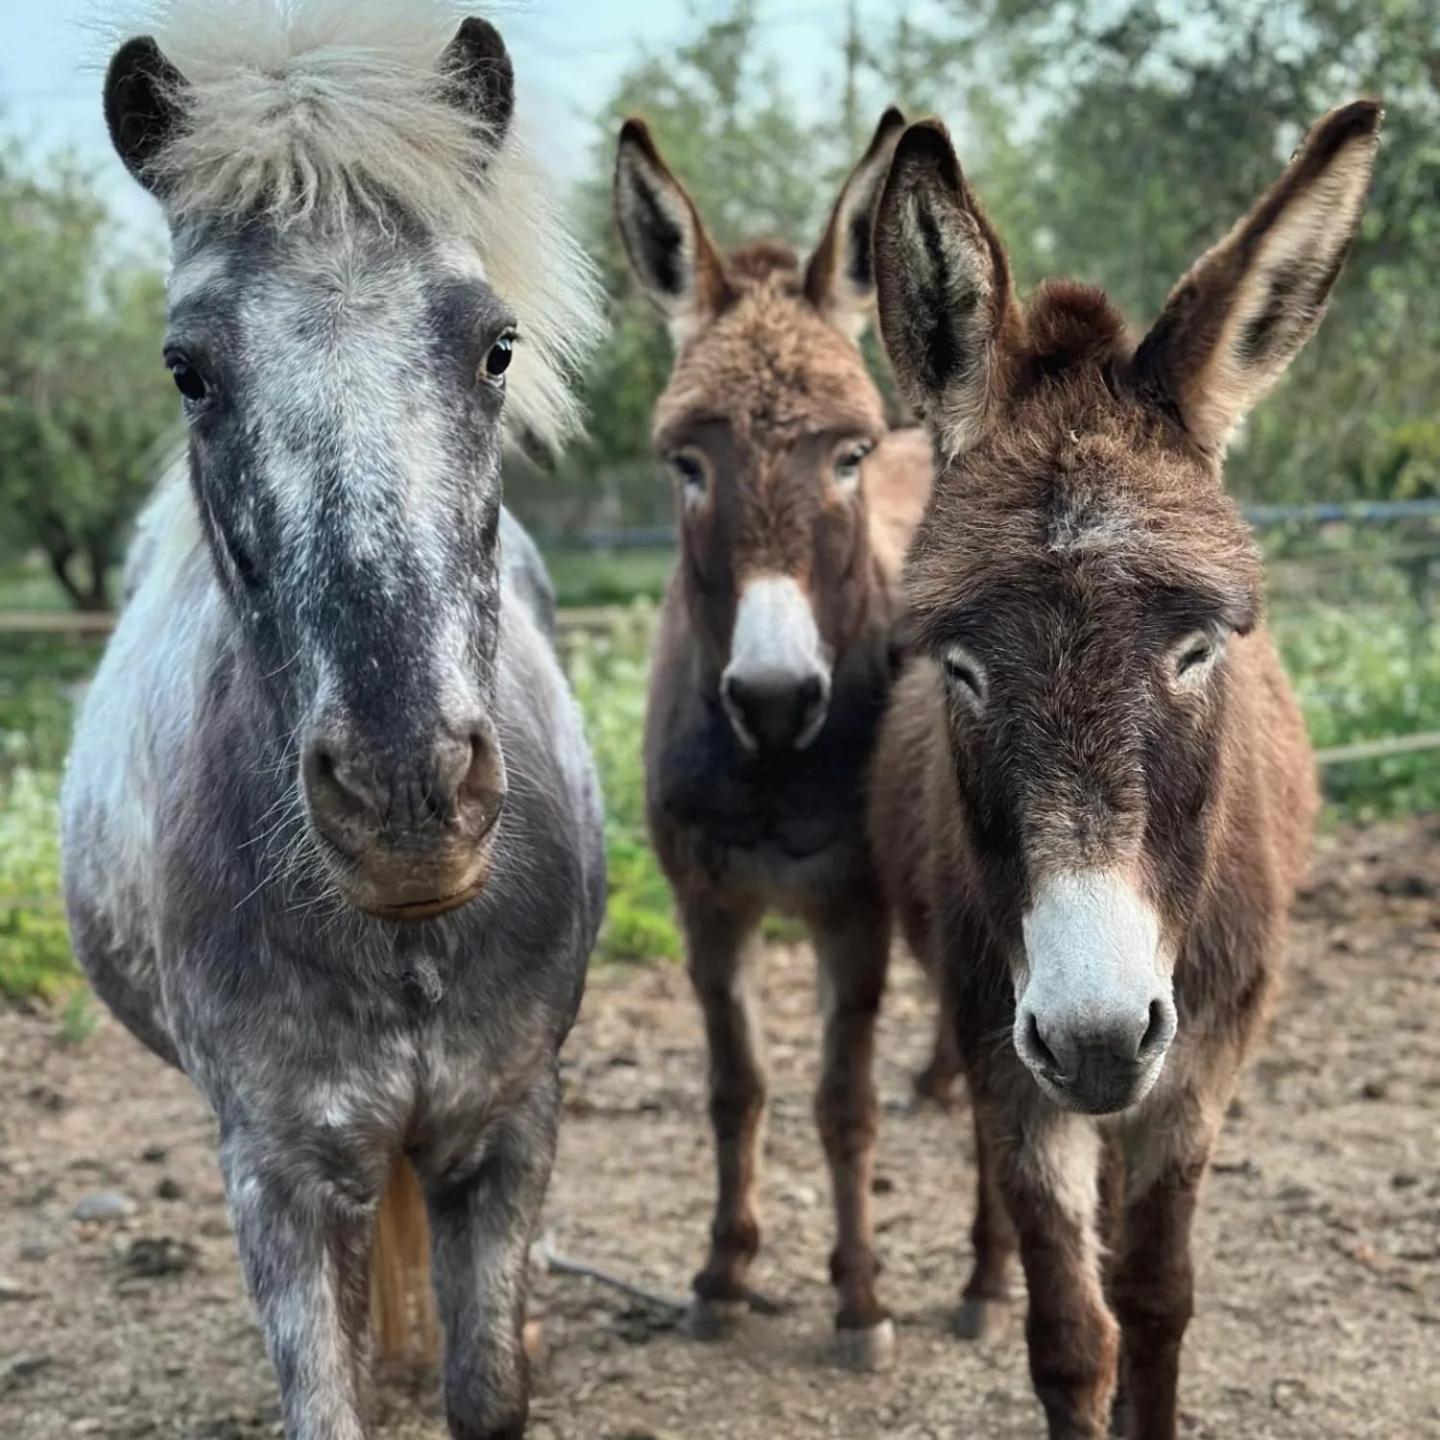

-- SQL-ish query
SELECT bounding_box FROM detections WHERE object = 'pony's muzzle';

[301,716,506,919]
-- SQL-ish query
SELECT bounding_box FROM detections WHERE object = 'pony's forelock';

[104,0,602,449]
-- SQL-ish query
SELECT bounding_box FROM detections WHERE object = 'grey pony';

[61,8,604,1440]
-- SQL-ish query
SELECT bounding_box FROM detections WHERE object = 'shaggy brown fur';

[615,110,935,1368]
[870,101,1379,1436]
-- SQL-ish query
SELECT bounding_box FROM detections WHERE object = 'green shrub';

[562,606,682,964]
[0,763,74,1000]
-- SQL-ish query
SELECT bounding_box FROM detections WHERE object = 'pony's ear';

[803,106,906,339]
[104,36,187,192]
[1129,100,1382,456]
[873,120,1019,460]
[440,18,515,142]
[614,118,731,343]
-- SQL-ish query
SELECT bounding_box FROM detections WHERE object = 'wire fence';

[3,502,1436,773]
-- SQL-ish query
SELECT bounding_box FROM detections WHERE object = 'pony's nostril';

[455,728,505,837]
[799,674,824,709]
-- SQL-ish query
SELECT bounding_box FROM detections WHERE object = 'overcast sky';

[2,1,931,252]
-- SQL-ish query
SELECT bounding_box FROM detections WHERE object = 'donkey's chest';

[651,684,886,892]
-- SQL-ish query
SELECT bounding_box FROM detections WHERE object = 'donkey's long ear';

[874,121,1019,459]
[104,37,187,191]
[440,18,515,143]
[1130,100,1382,456]
[803,106,906,339]
[614,119,731,343]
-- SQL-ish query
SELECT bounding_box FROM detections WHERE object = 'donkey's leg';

[1109,1092,1219,1440]
[420,1068,561,1440]
[1095,1135,1131,1436]
[220,1130,380,1440]
[995,1105,1119,1440]
[954,1104,1018,1339]
[809,892,891,1370]
[913,999,963,1106]
[683,893,767,1334]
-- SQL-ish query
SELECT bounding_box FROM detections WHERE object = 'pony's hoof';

[953,1295,1011,1340]
[834,1317,895,1372]
[684,1296,748,1341]
[522,1318,547,1369]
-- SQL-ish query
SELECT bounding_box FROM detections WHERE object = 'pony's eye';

[941,643,987,710]
[667,451,706,497]
[834,441,872,490]
[483,332,515,380]
[166,352,209,404]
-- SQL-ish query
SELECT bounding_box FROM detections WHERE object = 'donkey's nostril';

[723,670,829,752]
[1026,1012,1063,1076]
[1138,999,1169,1058]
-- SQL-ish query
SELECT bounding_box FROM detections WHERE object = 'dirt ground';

[2,818,1437,1440]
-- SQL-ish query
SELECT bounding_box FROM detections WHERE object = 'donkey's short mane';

[108,0,602,447]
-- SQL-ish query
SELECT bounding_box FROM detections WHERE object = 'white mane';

[107,0,602,449]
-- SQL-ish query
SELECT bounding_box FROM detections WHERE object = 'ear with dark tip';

[803,105,906,339]
[613,117,731,343]
[104,36,186,192]
[1128,99,1383,456]
[873,120,1019,460]
[440,17,515,142]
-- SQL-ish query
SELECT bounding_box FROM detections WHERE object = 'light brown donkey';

[613,110,933,1369]
[868,102,1380,1435]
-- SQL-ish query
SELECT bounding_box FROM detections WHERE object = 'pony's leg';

[954,1103,1018,1339]
[220,1130,379,1440]
[995,1105,1119,1439]
[420,1067,561,1440]
[682,893,767,1333]
[809,891,891,1369]
[1110,1095,1218,1440]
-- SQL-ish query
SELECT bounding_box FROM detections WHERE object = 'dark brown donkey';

[613,110,932,1370]
[868,102,1380,1435]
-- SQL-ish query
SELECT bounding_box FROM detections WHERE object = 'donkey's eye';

[941,644,987,710]
[482,331,515,381]
[667,451,707,498]
[834,441,872,490]
[166,352,209,405]
[1171,631,1224,686]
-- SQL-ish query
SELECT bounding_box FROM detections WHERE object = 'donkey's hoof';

[684,1296,748,1341]
[953,1295,1011,1341]
[911,1068,959,1110]
[834,1318,895,1372]
[522,1318,547,1370]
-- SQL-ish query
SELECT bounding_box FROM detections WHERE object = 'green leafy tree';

[879,0,1440,502]
[514,2,838,534]
[0,142,175,609]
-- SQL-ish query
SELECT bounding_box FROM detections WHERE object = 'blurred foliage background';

[1,0,1437,1002]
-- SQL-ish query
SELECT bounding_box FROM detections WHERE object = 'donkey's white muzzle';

[721,574,832,752]
[1013,870,1178,1115]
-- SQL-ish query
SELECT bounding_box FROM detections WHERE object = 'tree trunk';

[44,545,111,613]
